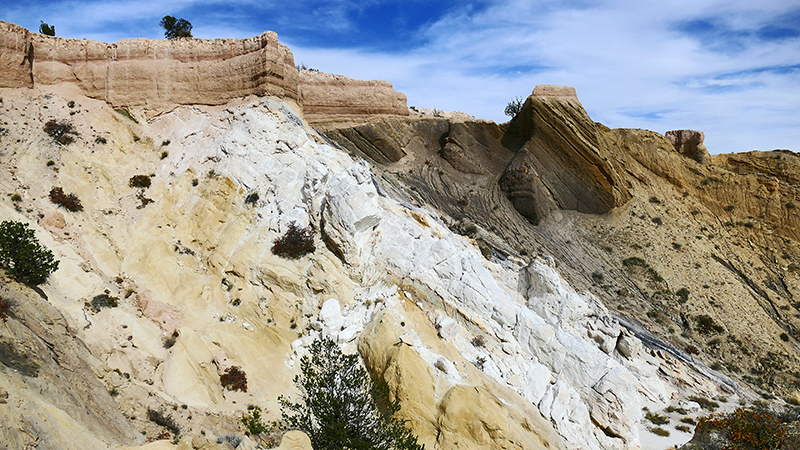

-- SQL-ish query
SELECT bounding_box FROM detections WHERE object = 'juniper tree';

[280,336,423,450]
[160,16,193,39]
[0,220,59,286]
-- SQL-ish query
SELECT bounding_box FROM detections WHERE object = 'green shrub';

[676,424,691,432]
[271,223,315,259]
[676,287,690,303]
[49,187,83,211]
[695,314,724,334]
[689,395,720,411]
[645,411,669,425]
[648,427,670,437]
[88,293,118,312]
[0,220,59,286]
[39,21,55,36]
[280,336,423,450]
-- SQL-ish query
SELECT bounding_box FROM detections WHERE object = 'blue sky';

[2,0,799,154]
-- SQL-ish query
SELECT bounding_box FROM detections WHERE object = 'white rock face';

[0,88,702,449]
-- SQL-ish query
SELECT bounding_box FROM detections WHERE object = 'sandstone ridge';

[0,20,408,123]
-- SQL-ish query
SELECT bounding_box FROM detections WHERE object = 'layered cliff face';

[0,20,408,124]
[325,85,632,226]
[299,71,409,127]
[0,21,299,109]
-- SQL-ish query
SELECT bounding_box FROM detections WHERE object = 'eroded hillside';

[1,21,799,450]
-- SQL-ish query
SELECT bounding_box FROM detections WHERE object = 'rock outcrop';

[0,21,409,124]
[299,71,408,127]
[322,84,631,225]
[499,85,632,223]
[0,22,300,109]
[666,129,709,163]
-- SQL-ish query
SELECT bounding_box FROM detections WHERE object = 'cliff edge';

[0,21,408,123]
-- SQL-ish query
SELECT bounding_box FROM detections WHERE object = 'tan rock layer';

[0,20,407,122]
[299,71,408,127]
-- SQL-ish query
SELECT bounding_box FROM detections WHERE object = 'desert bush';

[49,187,83,211]
[217,435,243,447]
[271,223,315,259]
[689,395,720,411]
[87,293,118,312]
[0,297,10,322]
[43,119,77,145]
[645,411,669,425]
[676,287,690,303]
[39,21,55,36]
[696,407,785,450]
[504,97,524,118]
[129,175,152,188]
[147,408,181,438]
[280,336,424,450]
[0,220,59,286]
[648,427,670,437]
[163,330,179,349]
[471,335,486,347]
[220,365,248,392]
[695,314,724,335]
[676,424,691,432]
[245,192,259,206]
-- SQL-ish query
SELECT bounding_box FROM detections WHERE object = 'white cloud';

[2,0,797,152]
[292,0,800,152]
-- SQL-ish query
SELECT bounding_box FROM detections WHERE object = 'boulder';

[665,129,709,163]
[276,431,313,450]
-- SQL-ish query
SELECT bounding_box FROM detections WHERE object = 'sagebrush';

[271,223,315,259]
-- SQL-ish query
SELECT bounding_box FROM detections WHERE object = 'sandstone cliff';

[0,20,408,125]
[0,21,299,109]
[299,71,409,127]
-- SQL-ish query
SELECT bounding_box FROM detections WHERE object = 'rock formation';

[0,21,299,109]
[299,71,408,127]
[1,21,799,450]
[665,129,709,163]
[323,84,632,225]
[0,20,409,124]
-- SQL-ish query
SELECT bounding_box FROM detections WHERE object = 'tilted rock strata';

[323,85,632,225]
[0,86,712,450]
[499,86,632,223]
